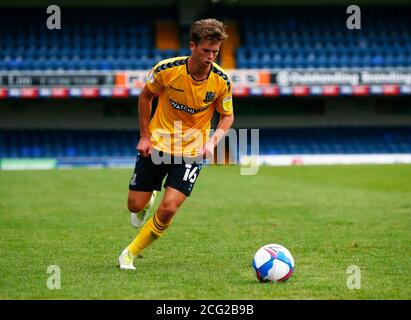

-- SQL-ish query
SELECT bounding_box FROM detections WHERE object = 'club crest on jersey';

[203,91,215,103]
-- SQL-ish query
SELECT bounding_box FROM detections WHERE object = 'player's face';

[190,40,221,68]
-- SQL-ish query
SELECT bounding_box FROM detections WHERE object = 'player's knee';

[157,202,178,223]
[127,198,145,213]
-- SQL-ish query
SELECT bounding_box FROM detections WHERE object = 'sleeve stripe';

[154,58,188,74]
[211,66,231,92]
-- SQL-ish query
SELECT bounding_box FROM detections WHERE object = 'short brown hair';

[190,18,228,45]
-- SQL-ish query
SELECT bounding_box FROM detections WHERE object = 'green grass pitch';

[0,165,410,299]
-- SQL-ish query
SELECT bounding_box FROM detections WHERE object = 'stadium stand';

[0,6,410,70]
[233,6,411,69]
[1,127,410,158]
[257,127,411,155]
[0,4,410,168]
[0,7,183,71]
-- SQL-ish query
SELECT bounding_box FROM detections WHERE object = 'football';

[252,243,295,283]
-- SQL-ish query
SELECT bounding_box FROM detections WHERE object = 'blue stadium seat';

[3,127,411,159]
[230,6,411,69]
[0,7,409,70]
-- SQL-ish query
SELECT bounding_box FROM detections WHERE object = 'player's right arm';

[137,60,170,156]
[136,85,156,157]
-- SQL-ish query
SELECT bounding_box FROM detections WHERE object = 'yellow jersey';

[145,56,233,157]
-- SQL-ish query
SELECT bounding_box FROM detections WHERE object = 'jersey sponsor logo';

[223,96,233,112]
[169,99,209,115]
[203,91,216,102]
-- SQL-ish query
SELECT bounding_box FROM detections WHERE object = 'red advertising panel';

[382,84,400,95]
[352,85,370,96]
[51,88,69,98]
[82,87,99,98]
[322,85,340,96]
[292,86,310,96]
[21,88,39,98]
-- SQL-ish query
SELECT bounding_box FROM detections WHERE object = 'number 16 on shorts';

[183,164,199,183]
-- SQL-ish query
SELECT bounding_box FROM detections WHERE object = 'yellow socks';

[127,213,170,256]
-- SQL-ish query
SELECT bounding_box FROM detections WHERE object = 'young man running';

[118,18,234,270]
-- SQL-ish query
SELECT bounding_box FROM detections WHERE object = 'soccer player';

[118,18,234,270]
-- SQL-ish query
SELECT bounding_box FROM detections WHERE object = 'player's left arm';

[211,113,234,147]
[200,113,234,159]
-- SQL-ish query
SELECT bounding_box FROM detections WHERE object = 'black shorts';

[128,152,203,197]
